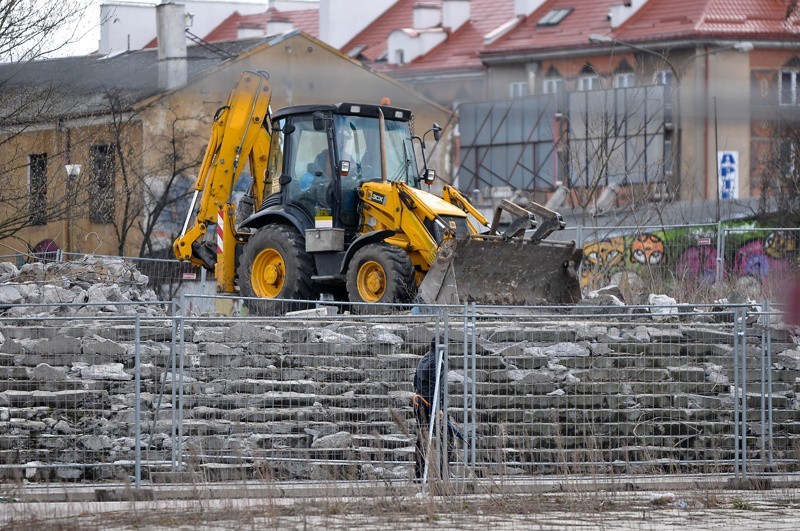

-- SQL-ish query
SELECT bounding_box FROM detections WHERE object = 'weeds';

[731,498,752,510]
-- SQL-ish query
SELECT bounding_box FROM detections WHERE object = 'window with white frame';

[780,70,799,105]
[28,153,47,225]
[577,74,599,92]
[90,144,116,224]
[510,81,528,98]
[654,69,674,102]
[542,77,562,95]
[613,72,635,88]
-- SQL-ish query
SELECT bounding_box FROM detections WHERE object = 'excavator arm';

[173,71,273,287]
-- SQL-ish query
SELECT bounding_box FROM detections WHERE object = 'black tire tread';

[238,224,315,314]
[346,243,416,312]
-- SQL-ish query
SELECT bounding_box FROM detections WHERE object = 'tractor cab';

[265,103,424,238]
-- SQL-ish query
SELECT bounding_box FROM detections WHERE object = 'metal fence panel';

[1,299,798,489]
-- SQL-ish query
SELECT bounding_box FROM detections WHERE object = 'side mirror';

[338,160,350,177]
[283,124,296,135]
[279,174,292,186]
[312,112,326,131]
[432,123,442,142]
[424,169,436,184]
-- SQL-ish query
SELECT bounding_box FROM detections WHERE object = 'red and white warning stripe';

[216,209,224,255]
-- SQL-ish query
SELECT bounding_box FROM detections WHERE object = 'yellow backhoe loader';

[174,70,582,313]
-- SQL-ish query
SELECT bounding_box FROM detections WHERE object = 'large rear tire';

[238,225,314,315]
[346,243,415,313]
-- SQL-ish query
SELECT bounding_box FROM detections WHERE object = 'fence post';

[170,299,179,471]
[576,225,584,284]
[716,222,725,284]
[733,305,741,479]
[470,302,477,468]
[739,306,748,480]
[423,311,443,487]
[765,299,774,465]
[134,314,142,490]
[462,302,469,470]
[177,294,187,473]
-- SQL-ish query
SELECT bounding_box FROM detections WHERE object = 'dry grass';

[2,486,799,530]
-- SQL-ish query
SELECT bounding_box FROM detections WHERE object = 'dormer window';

[538,8,573,27]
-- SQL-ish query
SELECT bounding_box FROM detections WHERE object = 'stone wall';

[1,309,798,483]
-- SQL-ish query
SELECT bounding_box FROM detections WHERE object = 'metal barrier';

[0,298,798,489]
[575,224,800,303]
[0,303,174,486]
[3,223,799,304]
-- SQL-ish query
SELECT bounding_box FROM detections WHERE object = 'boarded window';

[90,144,115,223]
[28,153,47,225]
[569,85,667,187]
[457,95,560,192]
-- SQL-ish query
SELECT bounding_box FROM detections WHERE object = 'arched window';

[613,60,635,89]
[779,57,800,105]
[577,63,599,91]
[542,66,562,95]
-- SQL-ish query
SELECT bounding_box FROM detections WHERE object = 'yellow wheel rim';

[252,248,285,298]
[357,260,386,302]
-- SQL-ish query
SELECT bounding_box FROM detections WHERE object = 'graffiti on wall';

[580,228,799,289]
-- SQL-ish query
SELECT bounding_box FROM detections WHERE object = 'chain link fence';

[1,298,798,491]
[575,224,800,303]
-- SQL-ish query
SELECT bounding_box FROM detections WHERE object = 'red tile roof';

[619,0,800,42]
[481,0,800,59]
[386,0,518,73]
[482,0,619,56]
[341,0,436,62]
[203,7,319,43]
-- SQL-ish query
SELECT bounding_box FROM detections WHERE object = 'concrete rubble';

[0,257,797,483]
[0,256,158,315]
[0,310,797,483]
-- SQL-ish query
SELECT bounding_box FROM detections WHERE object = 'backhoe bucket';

[416,237,583,306]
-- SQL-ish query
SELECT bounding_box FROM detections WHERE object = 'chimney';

[156,2,187,90]
[413,3,442,29]
[442,0,470,32]
[514,0,546,17]
[609,0,648,29]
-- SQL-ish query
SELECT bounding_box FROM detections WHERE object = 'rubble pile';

[0,256,159,316]
[0,316,798,483]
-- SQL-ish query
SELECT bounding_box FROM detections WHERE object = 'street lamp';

[64,164,81,253]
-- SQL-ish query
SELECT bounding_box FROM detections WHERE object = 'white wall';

[319,0,395,49]
[272,0,318,10]
[99,1,268,54]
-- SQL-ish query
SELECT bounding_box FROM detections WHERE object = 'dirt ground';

[2,487,799,530]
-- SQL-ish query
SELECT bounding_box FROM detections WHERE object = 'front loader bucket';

[417,237,583,306]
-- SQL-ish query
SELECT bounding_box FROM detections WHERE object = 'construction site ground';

[2,476,799,530]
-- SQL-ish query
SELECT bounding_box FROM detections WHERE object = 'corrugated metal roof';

[0,39,265,123]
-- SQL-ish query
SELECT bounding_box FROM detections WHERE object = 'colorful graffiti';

[580,227,799,290]
[674,243,721,284]
[581,237,625,289]
[630,233,666,265]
